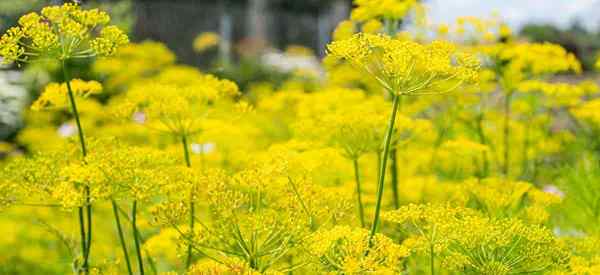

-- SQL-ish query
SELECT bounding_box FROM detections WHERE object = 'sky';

[426,0,600,30]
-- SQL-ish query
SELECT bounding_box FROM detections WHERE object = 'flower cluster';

[31,79,103,111]
[351,0,419,22]
[327,33,480,95]
[0,3,128,64]
[2,3,600,275]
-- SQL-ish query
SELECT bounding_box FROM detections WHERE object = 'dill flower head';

[570,97,600,128]
[0,180,18,211]
[384,203,568,274]
[308,226,410,274]
[0,3,128,64]
[327,33,480,96]
[188,257,263,275]
[31,79,102,111]
[383,203,480,253]
[362,19,384,34]
[480,42,581,90]
[93,41,176,90]
[518,80,598,107]
[2,137,177,208]
[82,139,177,201]
[351,0,418,22]
[445,217,569,274]
[333,20,356,41]
[463,177,561,223]
[447,16,512,43]
[192,32,220,53]
[114,76,238,136]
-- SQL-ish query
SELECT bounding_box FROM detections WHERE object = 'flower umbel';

[0,3,128,64]
[327,33,480,95]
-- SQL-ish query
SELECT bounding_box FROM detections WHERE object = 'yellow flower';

[362,19,383,34]
[327,33,479,95]
[92,41,177,90]
[0,3,128,64]
[351,0,418,22]
[308,226,409,273]
[192,32,220,53]
[31,79,102,111]
[332,20,356,41]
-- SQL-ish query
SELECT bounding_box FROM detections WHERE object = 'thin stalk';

[78,207,87,273]
[352,158,366,228]
[111,200,133,275]
[132,201,144,275]
[368,94,401,247]
[63,61,87,157]
[182,135,192,167]
[181,135,194,269]
[287,177,316,229]
[376,152,381,182]
[84,187,92,265]
[503,91,513,177]
[115,205,158,275]
[63,60,91,274]
[389,148,400,209]
[430,244,435,275]
[389,89,402,209]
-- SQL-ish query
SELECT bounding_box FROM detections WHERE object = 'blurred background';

[1,0,600,146]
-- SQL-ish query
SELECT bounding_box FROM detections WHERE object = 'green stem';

[63,60,91,275]
[389,148,400,209]
[84,187,92,266]
[78,207,87,274]
[376,151,381,182]
[430,244,435,275]
[115,205,158,275]
[182,135,192,167]
[132,200,144,275]
[368,94,401,247]
[111,200,133,275]
[352,158,366,228]
[181,135,194,269]
[63,61,87,157]
[287,177,316,229]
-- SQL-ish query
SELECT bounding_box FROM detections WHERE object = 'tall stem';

[430,244,435,275]
[503,91,513,177]
[181,135,194,269]
[132,200,144,275]
[115,205,158,275]
[368,94,401,247]
[63,62,87,157]
[352,158,365,228]
[85,187,92,265]
[112,200,133,275]
[77,207,87,273]
[63,60,91,274]
[389,148,400,209]
[389,93,401,209]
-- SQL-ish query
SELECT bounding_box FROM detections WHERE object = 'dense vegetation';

[1,1,600,274]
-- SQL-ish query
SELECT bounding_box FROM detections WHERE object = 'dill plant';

[0,3,128,274]
[3,1,600,274]
[327,33,479,249]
